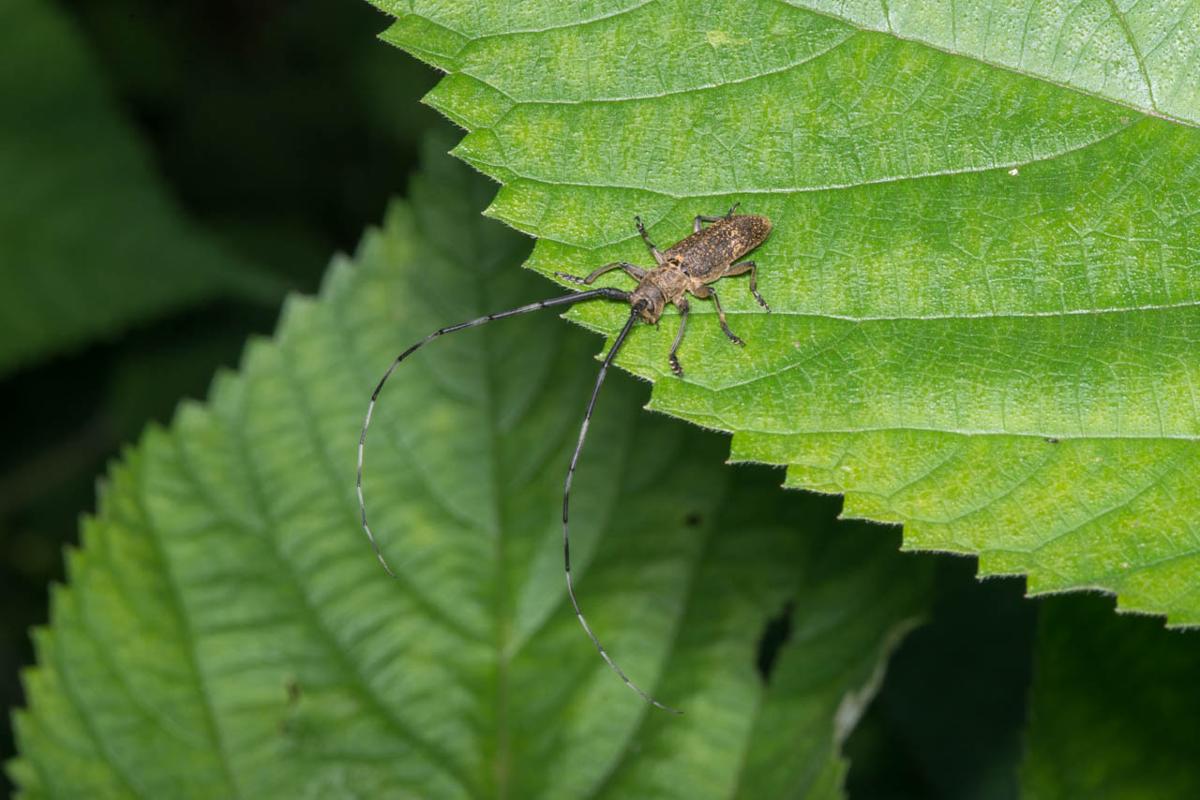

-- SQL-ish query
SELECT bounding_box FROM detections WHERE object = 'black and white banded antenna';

[561,301,681,713]
[356,287,678,712]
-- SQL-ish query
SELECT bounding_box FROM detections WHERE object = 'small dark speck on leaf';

[755,600,795,683]
[684,512,703,527]
[1044,437,1059,444]
[280,678,304,737]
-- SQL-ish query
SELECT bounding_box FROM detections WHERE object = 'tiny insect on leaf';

[357,206,771,712]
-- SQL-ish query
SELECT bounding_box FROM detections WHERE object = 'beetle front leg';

[668,299,690,377]
[691,285,744,346]
[556,262,646,286]
[634,216,665,264]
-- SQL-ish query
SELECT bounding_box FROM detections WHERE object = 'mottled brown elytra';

[357,205,772,713]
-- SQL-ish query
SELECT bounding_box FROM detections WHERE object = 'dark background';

[1,1,1036,795]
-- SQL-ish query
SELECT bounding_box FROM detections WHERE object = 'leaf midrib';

[692,420,1200,443]
[463,115,1135,198]
[187,417,472,796]
[581,298,1200,323]
[137,447,243,800]
[156,336,478,796]
[457,29,858,106]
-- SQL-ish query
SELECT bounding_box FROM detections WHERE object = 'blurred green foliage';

[0,0,434,781]
[0,0,275,377]
[1021,596,1200,800]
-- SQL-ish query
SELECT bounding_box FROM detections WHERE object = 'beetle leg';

[556,262,646,286]
[691,285,744,346]
[668,299,690,377]
[723,260,771,311]
[634,216,665,264]
[692,203,742,232]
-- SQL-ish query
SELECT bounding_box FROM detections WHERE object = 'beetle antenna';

[357,287,630,576]
[562,302,681,714]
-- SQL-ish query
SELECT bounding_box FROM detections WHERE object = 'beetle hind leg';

[724,260,771,312]
[691,285,744,346]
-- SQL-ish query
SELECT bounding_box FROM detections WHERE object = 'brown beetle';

[358,206,771,713]
[557,205,771,375]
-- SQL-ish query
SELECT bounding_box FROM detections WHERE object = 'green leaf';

[372,1,1200,625]
[0,0,278,377]
[844,562,1035,799]
[792,1,1200,125]
[1020,596,1200,799]
[9,147,928,798]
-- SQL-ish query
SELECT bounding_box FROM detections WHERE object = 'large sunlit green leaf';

[9,148,927,798]
[371,0,1200,626]
[1020,595,1200,799]
[0,0,277,376]
[796,1,1200,125]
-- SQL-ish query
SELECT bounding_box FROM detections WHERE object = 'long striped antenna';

[356,287,630,576]
[562,302,681,714]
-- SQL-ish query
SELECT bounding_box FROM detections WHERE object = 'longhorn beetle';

[357,205,771,713]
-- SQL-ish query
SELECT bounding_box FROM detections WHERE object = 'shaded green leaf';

[372,0,1200,625]
[1020,595,1200,799]
[845,562,1035,800]
[0,0,278,377]
[9,148,927,798]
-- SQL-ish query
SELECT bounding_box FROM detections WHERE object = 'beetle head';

[630,283,666,324]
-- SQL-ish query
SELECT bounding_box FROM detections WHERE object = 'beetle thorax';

[632,262,690,323]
